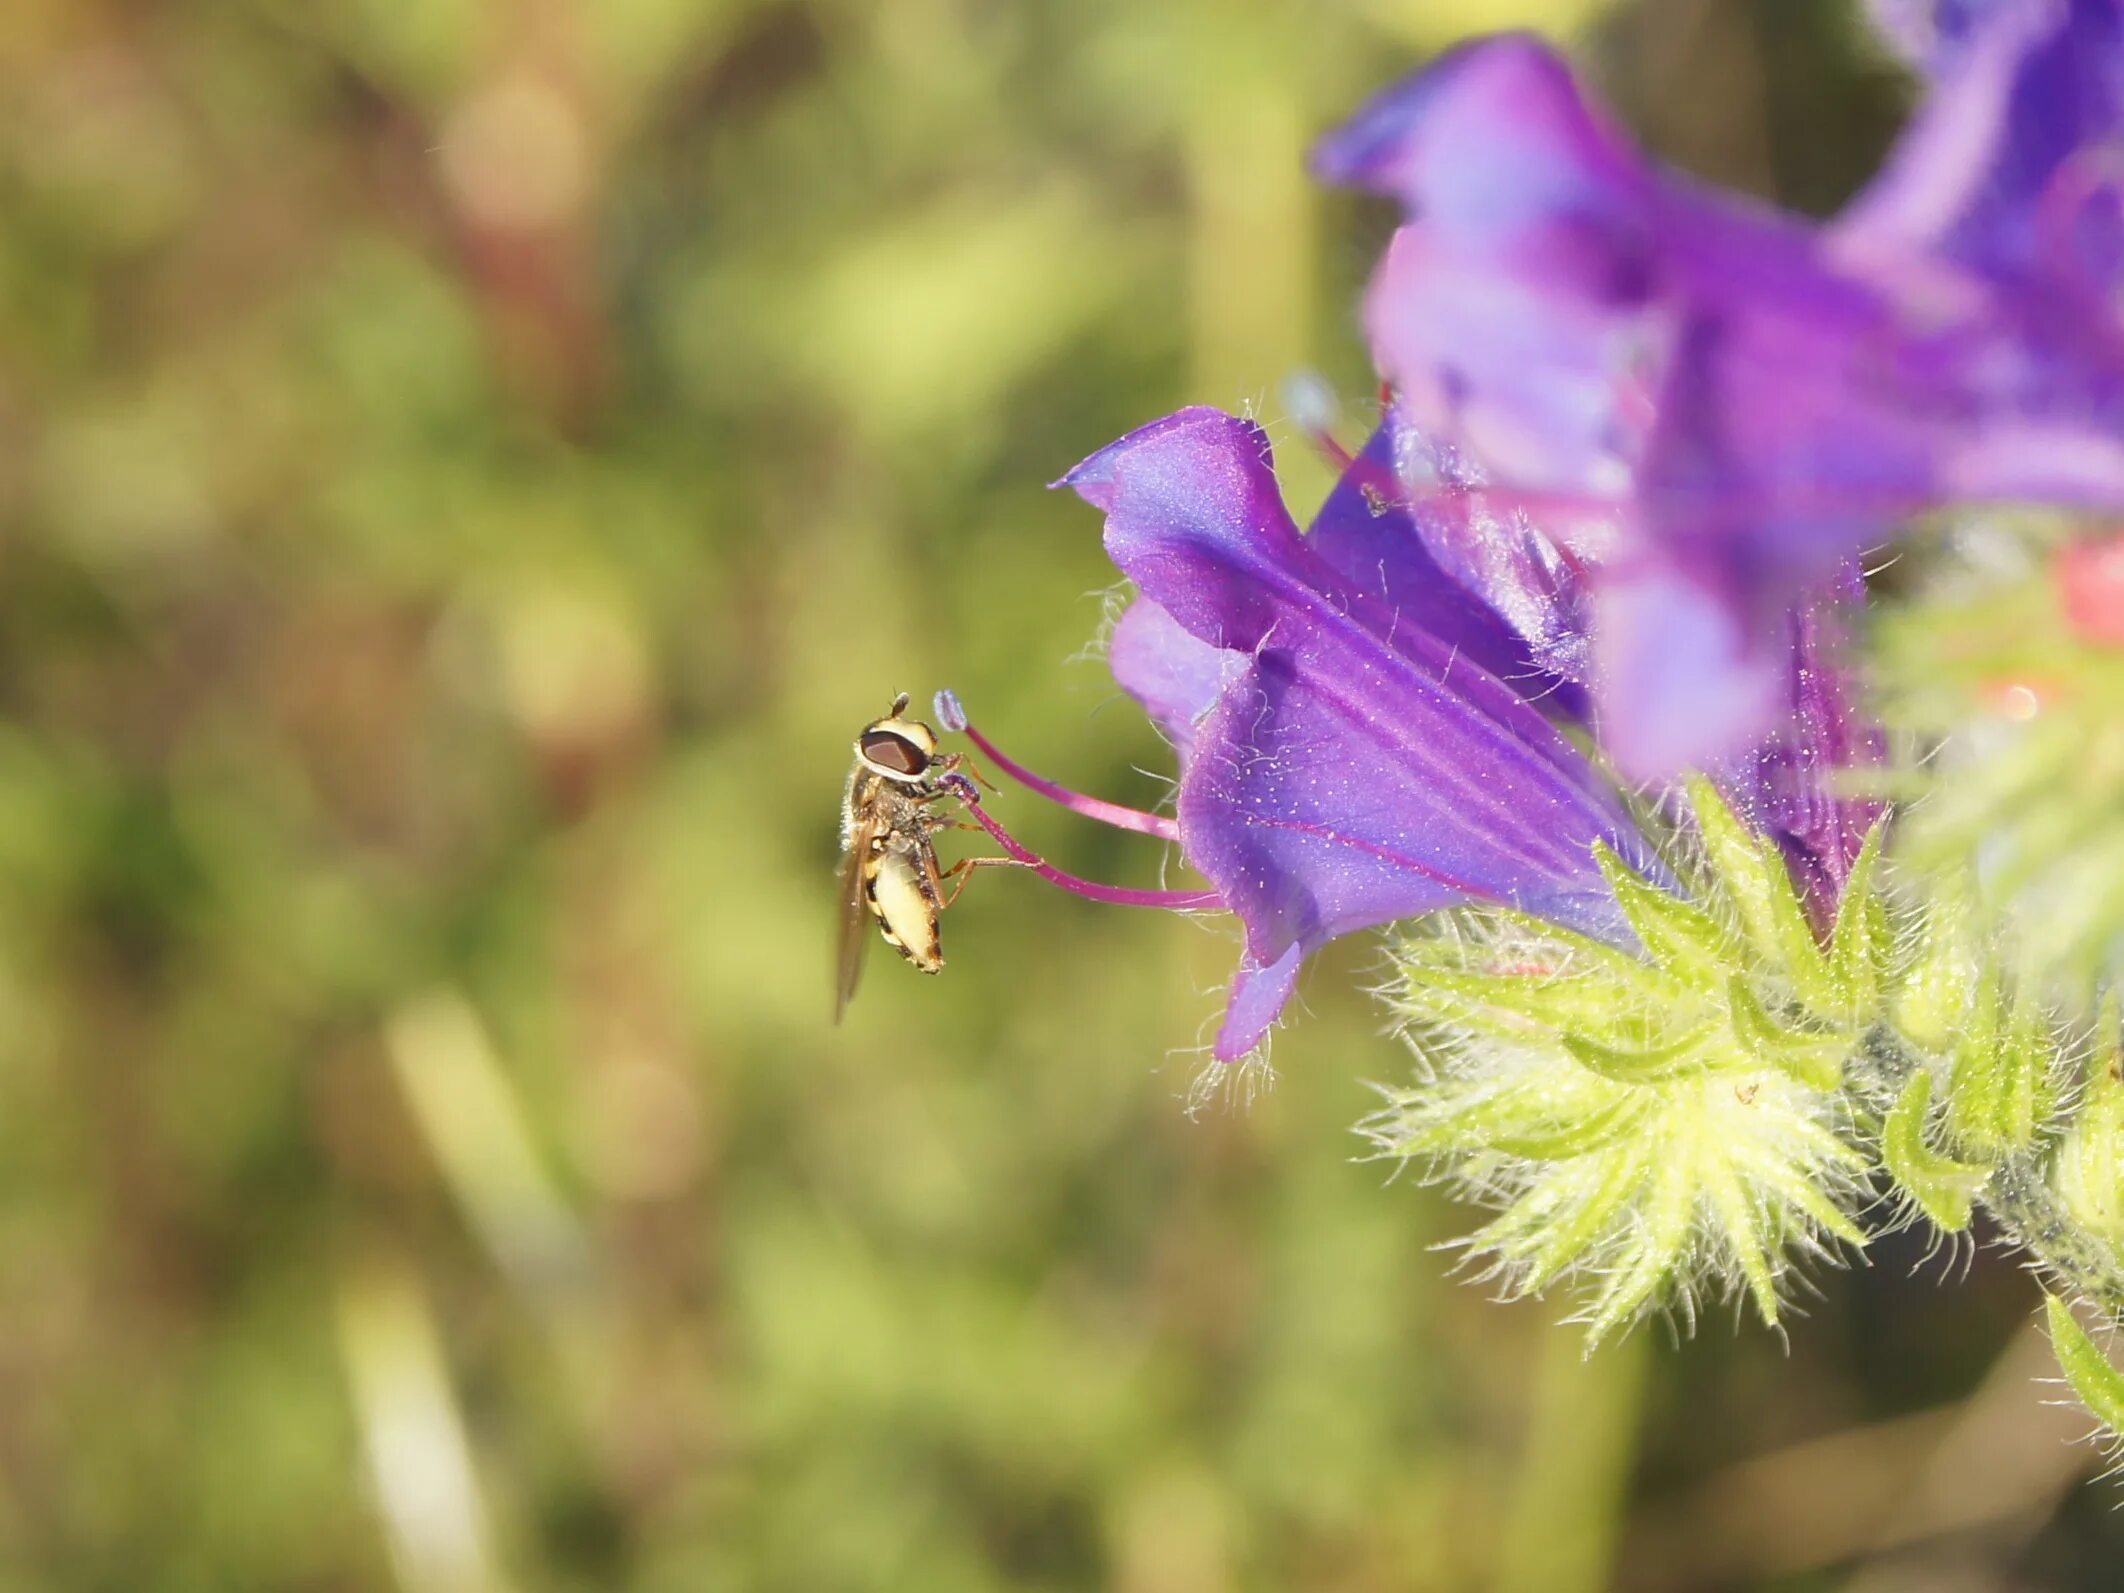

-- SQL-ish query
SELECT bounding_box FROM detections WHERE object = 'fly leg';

[933,750,1000,793]
[932,852,1033,909]
[913,755,997,798]
[911,788,994,841]
[915,803,1027,909]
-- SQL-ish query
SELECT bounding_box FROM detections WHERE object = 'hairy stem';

[1984,1153,2124,1318]
[1852,1023,2124,1312]
[1847,1023,1919,1104]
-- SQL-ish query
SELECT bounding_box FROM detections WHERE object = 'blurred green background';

[1,0,2119,1588]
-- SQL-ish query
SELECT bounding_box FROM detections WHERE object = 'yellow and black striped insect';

[834,695,993,1021]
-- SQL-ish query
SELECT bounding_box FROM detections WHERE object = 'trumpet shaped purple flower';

[1313,3,2124,777]
[1849,0,2124,293]
[948,408,1875,1061]
[1061,409,1646,1057]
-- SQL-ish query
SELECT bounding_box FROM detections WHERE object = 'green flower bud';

[2054,1017,2124,1258]
[2045,1294,2124,1445]
[1369,784,1876,1345]
[1893,888,2058,1158]
[1881,1070,1989,1233]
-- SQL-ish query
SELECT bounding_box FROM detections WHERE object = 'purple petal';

[1315,40,1665,498]
[1312,33,1652,244]
[1067,409,1617,801]
[1317,30,2124,776]
[1379,412,1603,696]
[1064,407,1651,1058]
[1850,0,2124,297]
[1220,944,1305,1060]
[1175,648,1640,1062]
[1716,590,1886,925]
[1063,408,1308,650]
[1107,597,1236,758]
[1307,423,1587,716]
[1594,559,1789,782]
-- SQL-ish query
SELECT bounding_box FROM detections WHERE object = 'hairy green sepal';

[2046,1295,2124,1439]
[1882,1071,1990,1231]
[1371,785,1880,1345]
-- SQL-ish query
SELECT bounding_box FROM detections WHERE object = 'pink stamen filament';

[941,700,1180,842]
[943,776,1221,911]
[1304,423,1359,474]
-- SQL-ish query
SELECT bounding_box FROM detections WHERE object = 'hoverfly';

[835,694,993,1020]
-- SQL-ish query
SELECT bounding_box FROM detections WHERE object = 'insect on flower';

[835,694,977,1020]
[835,690,1225,1024]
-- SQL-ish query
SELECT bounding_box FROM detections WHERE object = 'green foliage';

[1375,775,2116,1354]
[1372,784,1880,1344]
[2046,1295,2124,1442]
[1942,962,2055,1154]
[1685,776,1841,1017]
[2054,1014,2124,1259]
[1870,534,2124,1452]
[1830,821,1893,1019]
[1892,887,2060,1157]
[1875,538,2124,996]
[1378,751,2124,1480]
[1881,1071,1989,1233]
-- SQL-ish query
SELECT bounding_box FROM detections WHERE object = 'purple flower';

[1313,8,2124,777]
[1715,593,1885,929]
[1848,0,2124,295]
[1374,419,1604,698]
[1062,408,1649,1058]
[948,405,1876,1060]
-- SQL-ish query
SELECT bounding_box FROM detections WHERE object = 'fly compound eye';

[860,729,932,777]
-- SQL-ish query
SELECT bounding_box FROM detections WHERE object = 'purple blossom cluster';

[972,0,2124,1060]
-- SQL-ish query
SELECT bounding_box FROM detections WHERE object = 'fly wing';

[834,773,875,1023]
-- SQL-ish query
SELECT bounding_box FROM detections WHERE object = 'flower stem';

[1855,1024,2124,1313]
[1984,1153,2124,1318]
